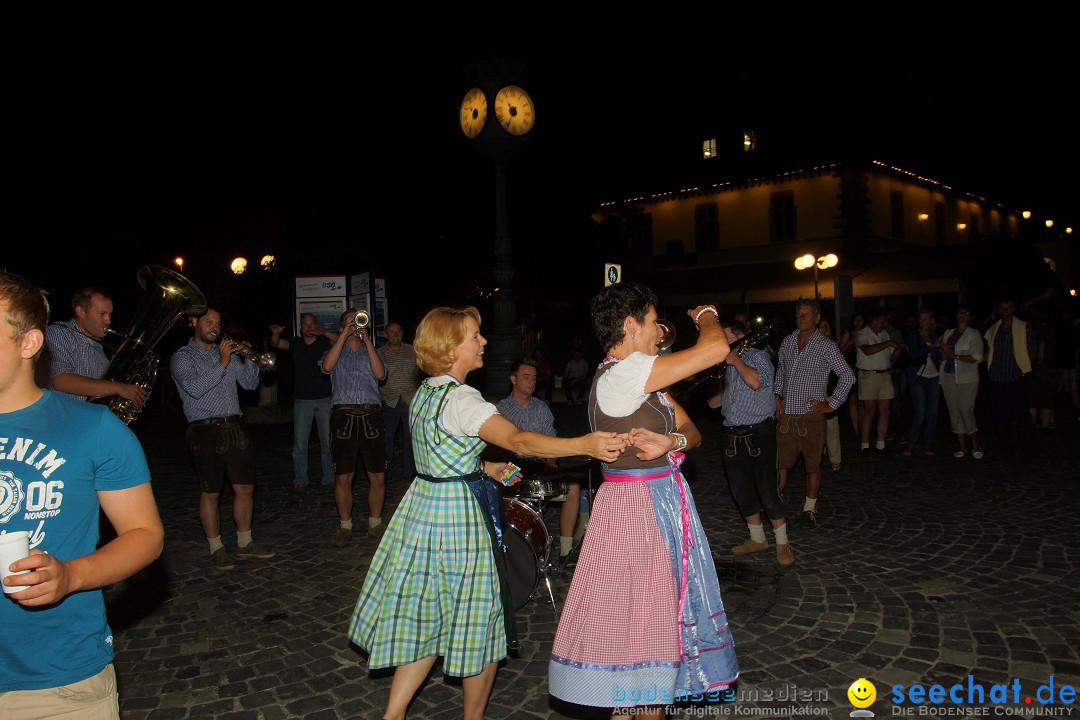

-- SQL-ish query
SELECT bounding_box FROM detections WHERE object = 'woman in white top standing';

[938,304,985,459]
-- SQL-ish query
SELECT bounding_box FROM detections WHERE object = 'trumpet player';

[170,307,276,571]
[321,308,387,546]
[44,285,147,408]
[708,320,793,566]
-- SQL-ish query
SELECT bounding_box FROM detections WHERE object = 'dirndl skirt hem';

[548,461,739,707]
[347,477,506,677]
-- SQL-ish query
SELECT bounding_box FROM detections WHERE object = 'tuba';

[93,265,208,423]
[703,320,777,378]
[726,321,776,360]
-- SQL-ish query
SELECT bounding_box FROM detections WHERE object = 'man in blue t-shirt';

[0,270,164,719]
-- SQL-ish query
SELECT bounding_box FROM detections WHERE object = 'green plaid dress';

[347,377,505,677]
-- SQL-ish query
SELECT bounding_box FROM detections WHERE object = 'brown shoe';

[368,523,386,540]
[776,543,795,567]
[332,527,352,547]
[732,538,768,555]
[236,542,276,559]
[211,547,235,571]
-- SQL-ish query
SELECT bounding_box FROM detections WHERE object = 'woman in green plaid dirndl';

[348,306,626,720]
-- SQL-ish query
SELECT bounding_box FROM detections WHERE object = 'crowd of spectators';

[828,289,1078,459]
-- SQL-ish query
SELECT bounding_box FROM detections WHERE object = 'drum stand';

[514,459,598,611]
[549,459,596,581]
[537,543,559,610]
[507,491,559,612]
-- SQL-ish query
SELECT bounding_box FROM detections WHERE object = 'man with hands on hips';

[773,299,855,528]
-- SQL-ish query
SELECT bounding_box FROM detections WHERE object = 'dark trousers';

[381,400,415,478]
[721,419,785,522]
[988,378,1036,456]
[564,377,587,403]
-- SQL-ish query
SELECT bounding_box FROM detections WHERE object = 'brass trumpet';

[351,310,371,337]
[656,318,676,351]
[219,333,276,369]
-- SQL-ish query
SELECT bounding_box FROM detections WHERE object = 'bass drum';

[502,498,550,611]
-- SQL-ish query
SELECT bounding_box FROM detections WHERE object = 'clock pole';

[487,158,518,397]
[459,59,536,398]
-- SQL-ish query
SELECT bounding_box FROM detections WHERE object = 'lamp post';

[794,253,839,299]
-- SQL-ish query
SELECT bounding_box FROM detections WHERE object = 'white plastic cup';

[0,530,31,594]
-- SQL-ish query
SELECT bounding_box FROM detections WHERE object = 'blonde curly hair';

[414,306,481,376]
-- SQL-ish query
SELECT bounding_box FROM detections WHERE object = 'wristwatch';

[671,432,688,451]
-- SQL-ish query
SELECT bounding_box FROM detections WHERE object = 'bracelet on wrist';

[694,306,718,330]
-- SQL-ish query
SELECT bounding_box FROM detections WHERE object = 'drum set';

[501,459,594,612]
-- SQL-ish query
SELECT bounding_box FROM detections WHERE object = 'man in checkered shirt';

[773,299,855,527]
[709,320,794,566]
[495,358,586,558]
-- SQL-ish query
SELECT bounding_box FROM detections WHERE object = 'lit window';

[703,138,717,159]
[743,131,757,151]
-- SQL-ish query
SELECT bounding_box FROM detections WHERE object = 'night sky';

[8,30,1075,339]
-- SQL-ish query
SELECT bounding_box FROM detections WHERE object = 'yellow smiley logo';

[848,678,876,708]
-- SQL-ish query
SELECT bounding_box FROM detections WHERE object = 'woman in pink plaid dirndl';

[549,282,740,717]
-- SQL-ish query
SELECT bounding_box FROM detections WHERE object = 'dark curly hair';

[590,281,658,352]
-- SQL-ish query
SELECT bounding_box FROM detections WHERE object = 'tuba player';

[44,285,148,408]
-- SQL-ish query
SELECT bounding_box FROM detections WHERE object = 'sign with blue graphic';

[605,263,621,287]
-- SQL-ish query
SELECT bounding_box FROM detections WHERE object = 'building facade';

[598,159,1062,333]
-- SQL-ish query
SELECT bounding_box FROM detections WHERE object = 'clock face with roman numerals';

[459,87,488,139]
[493,85,534,136]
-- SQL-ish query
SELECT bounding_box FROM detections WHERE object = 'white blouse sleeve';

[595,352,657,418]
[963,328,984,362]
[441,382,499,437]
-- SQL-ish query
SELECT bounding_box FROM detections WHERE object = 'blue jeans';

[906,375,941,447]
[293,398,333,486]
[382,400,415,478]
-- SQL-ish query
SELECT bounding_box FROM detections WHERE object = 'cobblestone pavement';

[108,397,1080,719]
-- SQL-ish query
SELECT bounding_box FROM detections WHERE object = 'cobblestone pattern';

[107,400,1080,719]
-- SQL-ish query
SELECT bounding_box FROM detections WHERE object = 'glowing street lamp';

[230,257,248,275]
[794,253,839,299]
